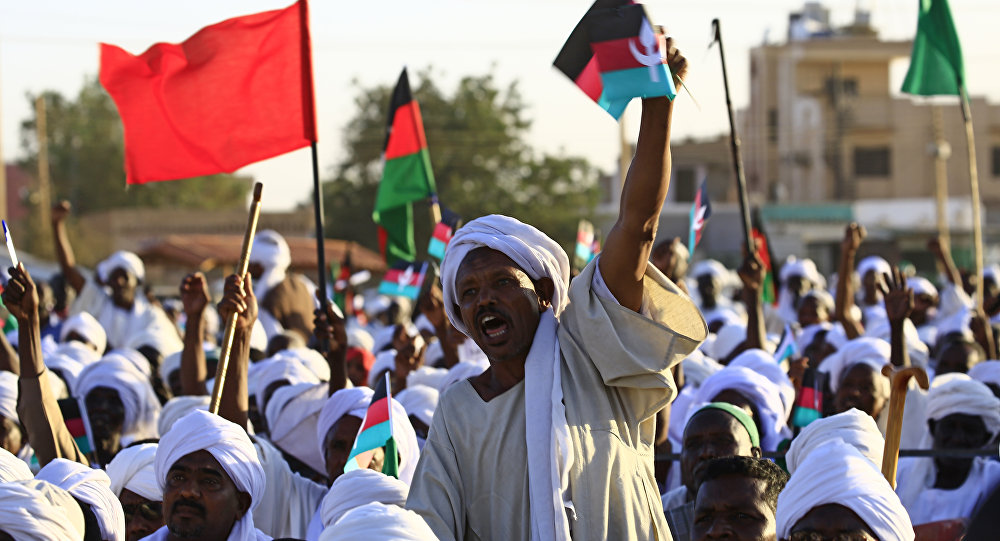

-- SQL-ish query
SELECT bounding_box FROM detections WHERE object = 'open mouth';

[479,313,510,340]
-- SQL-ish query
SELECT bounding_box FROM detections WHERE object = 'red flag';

[99,0,317,185]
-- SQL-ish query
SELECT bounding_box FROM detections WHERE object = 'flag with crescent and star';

[378,261,429,301]
[688,178,712,253]
[554,1,675,120]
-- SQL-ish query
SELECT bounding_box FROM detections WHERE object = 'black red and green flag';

[377,260,429,301]
[752,222,777,306]
[554,1,675,120]
[344,372,399,478]
[427,207,462,261]
[330,249,353,316]
[373,68,437,264]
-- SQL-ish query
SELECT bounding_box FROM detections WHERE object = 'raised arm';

[50,201,85,294]
[599,39,687,312]
[881,267,912,368]
[313,294,349,396]
[215,273,257,430]
[835,223,865,339]
[738,251,767,352]
[928,237,962,288]
[179,273,210,396]
[2,264,87,466]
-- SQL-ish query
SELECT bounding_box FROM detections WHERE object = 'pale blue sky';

[2,0,997,210]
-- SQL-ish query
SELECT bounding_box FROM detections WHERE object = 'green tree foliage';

[321,69,603,258]
[18,77,253,216]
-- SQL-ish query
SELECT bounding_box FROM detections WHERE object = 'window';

[768,109,778,143]
[992,146,1000,177]
[854,146,891,177]
[673,168,696,202]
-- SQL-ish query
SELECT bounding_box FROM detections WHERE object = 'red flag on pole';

[99,0,317,185]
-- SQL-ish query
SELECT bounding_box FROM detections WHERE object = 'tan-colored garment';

[407,262,706,541]
[261,273,316,341]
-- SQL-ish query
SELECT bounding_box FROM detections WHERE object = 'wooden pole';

[959,86,984,307]
[0,47,7,222]
[34,96,52,251]
[931,105,951,243]
[880,365,929,488]
[712,19,755,254]
[209,182,264,414]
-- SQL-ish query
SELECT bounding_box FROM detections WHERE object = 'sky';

[2,0,998,211]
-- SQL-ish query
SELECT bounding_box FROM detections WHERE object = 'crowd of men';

[1,42,999,541]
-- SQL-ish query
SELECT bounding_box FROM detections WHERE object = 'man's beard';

[167,501,206,538]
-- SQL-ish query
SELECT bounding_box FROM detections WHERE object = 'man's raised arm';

[599,39,687,312]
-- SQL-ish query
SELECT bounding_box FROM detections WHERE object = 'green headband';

[694,402,761,449]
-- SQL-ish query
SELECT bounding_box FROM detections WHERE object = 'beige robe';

[406,261,706,541]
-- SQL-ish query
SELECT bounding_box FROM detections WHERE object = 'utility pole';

[931,105,951,244]
[35,96,53,253]
[0,44,7,221]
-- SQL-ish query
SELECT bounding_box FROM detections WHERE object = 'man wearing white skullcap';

[408,47,704,541]
[777,440,914,541]
[968,360,1000,397]
[0,478,87,541]
[61,311,108,354]
[107,443,165,541]
[248,230,318,342]
[776,256,824,327]
[318,469,409,529]
[319,502,437,541]
[75,353,162,466]
[150,410,268,541]
[895,375,1000,526]
[817,337,891,424]
[37,457,127,541]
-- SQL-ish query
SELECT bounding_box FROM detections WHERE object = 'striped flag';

[344,372,400,477]
[427,209,461,261]
[377,261,428,301]
[773,324,798,364]
[688,179,712,253]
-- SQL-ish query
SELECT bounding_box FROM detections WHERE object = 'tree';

[320,69,603,259]
[15,77,253,255]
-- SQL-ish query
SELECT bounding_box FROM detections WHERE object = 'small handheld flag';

[377,261,429,301]
[574,220,601,271]
[773,324,798,365]
[791,369,827,428]
[687,179,712,254]
[344,372,399,478]
[427,208,462,261]
[2,221,17,267]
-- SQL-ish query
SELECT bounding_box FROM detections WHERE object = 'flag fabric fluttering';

[373,68,438,264]
[331,250,353,316]
[377,261,429,301]
[752,226,777,305]
[99,0,316,185]
[554,0,675,120]
[773,324,798,365]
[900,0,965,96]
[427,208,461,261]
[344,372,399,478]
[574,220,599,271]
[688,179,712,253]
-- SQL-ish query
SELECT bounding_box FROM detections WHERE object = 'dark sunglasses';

[122,501,163,522]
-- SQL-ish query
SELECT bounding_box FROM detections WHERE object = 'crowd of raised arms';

[0,39,998,541]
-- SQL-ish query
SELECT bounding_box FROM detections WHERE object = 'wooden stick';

[880,365,929,488]
[209,182,264,414]
[959,85,983,307]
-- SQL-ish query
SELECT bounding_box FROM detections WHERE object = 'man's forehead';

[696,475,767,507]
[457,248,526,278]
[171,449,226,475]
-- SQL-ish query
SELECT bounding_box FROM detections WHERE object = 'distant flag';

[574,220,600,270]
[377,261,429,301]
[752,226,777,305]
[344,372,399,478]
[688,179,712,253]
[427,208,462,261]
[791,370,827,429]
[331,249,353,316]
[99,0,316,184]
[900,0,965,97]
[773,324,798,364]
[373,68,438,264]
[554,1,675,119]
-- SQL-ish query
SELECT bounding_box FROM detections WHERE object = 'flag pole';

[311,142,330,313]
[210,182,263,414]
[712,19,754,254]
[959,85,984,307]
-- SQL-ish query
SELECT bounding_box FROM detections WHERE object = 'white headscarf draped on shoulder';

[440,214,574,541]
[36,458,126,541]
[0,479,87,541]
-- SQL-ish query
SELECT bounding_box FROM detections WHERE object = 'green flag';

[901,0,965,96]
[373,68,437,264]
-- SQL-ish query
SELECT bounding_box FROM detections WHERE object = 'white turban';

[159,351,182,385]
[156,410,265,541]
[319,469,409,528]
[0,447,32,482]
[265,381,328,475]
[817,337,891,395]
[690,259,729,281]
[777,440,914,541]
[272,347,331,382]
[55,340,102,366]
[347,327,375,353]
[857,256,892,282]
[681,349,722,388]
[109,348,153,379]
[728,349,795,420]
[45,351,86,393]
[368,350,397,388]
[438,361,487,391]
[925,375,1000,437]
[75,354,162,442]
[318,502,437,541]
[60,312,108,354]
[795,322,851,355]
[97,250,145,283]
[864,318,929,368]
[249,229,291,300]
[691,365,790,451]
[785,409,884,475]
[395,384,439,427]
[0,370,16,421]
[0,479,86,541]
[254,358,322,413]
[158,395,210,436]
[36,458,126,541]
[406,366,450,391]
[908,276,938,298]
[709,323,746,361]
[802,289,835,313]
[440,214,570,337]
[106,443,162,502]
[968,361,1000,388]
[315,387,375,457]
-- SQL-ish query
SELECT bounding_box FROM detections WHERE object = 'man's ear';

[236,491,252,518]
[927,419,937,438]
[534,277,555,312]
[750,446,762,459]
